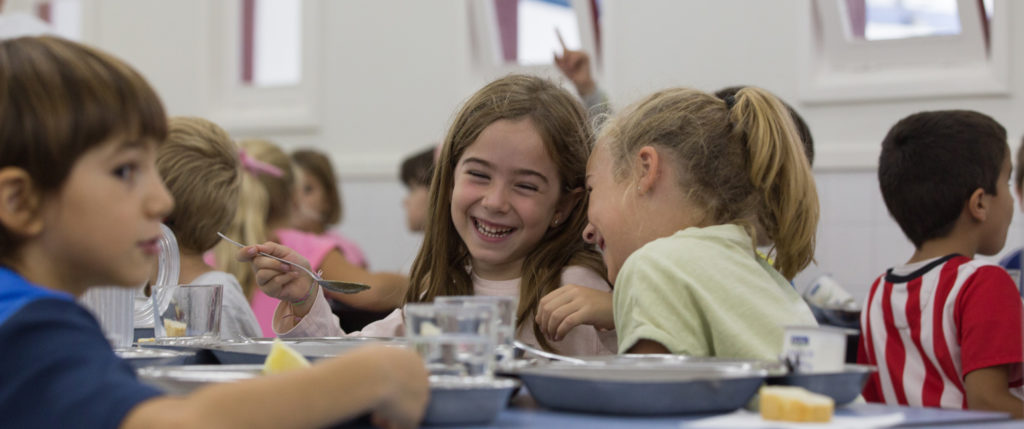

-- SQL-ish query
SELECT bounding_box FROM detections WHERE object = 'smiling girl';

[241,75,616,355]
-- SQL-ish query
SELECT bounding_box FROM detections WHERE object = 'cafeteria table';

[400,393,1015,429]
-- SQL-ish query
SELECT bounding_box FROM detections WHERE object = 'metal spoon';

[217,232,371,295]
[513,340,589,365]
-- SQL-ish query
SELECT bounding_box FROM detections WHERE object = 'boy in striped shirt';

[860,110,1023,417]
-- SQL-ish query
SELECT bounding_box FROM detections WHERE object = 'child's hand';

[366,347,430,429]
[236,241,316,304]
[536,284,614,341]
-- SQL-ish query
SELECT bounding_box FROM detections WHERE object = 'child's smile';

[451,118,563,280]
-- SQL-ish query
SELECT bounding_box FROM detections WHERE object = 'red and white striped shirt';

[858,254,1023,408]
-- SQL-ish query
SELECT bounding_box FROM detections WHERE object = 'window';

[240,0,302,87]
[471,0,600,71]
[206,0,322,134]
[800,0,1006,102]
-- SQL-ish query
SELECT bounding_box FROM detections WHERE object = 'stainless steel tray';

[206,337,407,364]
[117,347,193,369]
[138,364,261,395]
[767,363,876,404]
[517,357,783,415]
[423,376,519,426]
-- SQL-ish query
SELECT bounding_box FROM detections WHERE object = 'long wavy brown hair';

[407,74,605,352]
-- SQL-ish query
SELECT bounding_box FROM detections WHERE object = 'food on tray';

[263,339,311,374]
[759,385,834,423]
[163,319,187,337]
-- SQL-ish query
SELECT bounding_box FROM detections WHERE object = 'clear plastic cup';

[79,286,135,349]
[152,284,223,344]
[434,296,517,366]
[404,303,496,380]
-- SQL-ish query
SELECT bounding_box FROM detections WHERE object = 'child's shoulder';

[0,268,74,324]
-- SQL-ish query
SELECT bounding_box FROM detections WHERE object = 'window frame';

[205,0,323,135]
[799,0,1008,103]
[469,0,600,78]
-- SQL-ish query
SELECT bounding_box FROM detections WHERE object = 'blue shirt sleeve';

[0,298,162,428]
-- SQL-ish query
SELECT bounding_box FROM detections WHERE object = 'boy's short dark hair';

[879,110,1007,248]
[714,85,814,166]
[0,36,166,260]
[400,145,435,188]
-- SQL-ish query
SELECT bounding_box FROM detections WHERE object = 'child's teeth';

[476,220,513,238]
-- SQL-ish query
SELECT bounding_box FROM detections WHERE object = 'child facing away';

[238,74,618,355]
[156,116,261,340]
[0,36,427,428]
[214,139,408,336]
[579,87,819,358]
[998,134,1024,292]
[399,145,436,232]
[859,110,1023,417]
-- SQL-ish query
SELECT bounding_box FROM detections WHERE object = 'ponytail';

[728,88,818,279]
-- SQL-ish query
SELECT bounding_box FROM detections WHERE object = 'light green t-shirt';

[613,224,817,360]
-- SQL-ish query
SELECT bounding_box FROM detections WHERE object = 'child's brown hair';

[157,117,241,252]
[600,87,818,279]
[292,149,342,228]
[407,74,603,352]
[0,36,166,263]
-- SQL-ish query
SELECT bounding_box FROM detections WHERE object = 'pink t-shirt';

[250,229,368,337]
[277,265,618,356]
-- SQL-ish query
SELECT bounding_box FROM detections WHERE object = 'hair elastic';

[239,149,284,177]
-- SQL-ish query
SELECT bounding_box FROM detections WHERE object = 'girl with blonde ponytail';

[582,86,818,359]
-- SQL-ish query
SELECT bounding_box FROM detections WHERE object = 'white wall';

[74,0,1024,304]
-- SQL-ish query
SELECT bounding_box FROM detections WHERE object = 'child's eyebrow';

[462,157,550,184]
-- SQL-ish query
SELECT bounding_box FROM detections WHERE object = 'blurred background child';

[156,116,261,340]
[0,35,427,429]
[998,134,1024,293]
[290,148,368,267]
[583,86,818,358]
[214,139,409,336]
[241,75,617,355]
[399,145,436,233]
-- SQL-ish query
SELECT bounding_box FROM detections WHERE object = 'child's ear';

[635,146,660,195]
[553,186,584,228]
[967,187,988,222]
[0,167,44,237]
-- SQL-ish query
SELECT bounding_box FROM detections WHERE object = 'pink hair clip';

[239,149,284,178]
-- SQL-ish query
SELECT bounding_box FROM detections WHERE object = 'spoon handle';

[217,232,321,280]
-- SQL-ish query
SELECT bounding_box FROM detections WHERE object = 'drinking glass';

[152,284,223,343]
[434,295,517,366]
[404,303,496,380]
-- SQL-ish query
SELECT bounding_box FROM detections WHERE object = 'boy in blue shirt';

[0,36,427,429]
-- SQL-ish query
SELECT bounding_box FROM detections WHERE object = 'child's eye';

[516,183,539,192]
[467,171,489,180]
[113,163,138,182]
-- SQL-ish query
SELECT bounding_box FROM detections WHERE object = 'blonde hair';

[601,87,818,279]
[0,36,166,262]
[158,117,240,252]
[407,74,604,352]
[213,138,294,297]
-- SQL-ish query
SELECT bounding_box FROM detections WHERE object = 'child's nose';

[481,185,509,212]
[582,223,597,243]
[149,179,174,219]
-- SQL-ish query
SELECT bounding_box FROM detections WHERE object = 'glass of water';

[152,284,223,344]
[404,303,496,381]
[434,295,517,367]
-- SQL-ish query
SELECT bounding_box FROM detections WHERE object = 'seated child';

[0,36,427,428]
[290,148,368,268]
[156,116,261,340]
[859,110,1023,417]
[581,87,819,358]
[399,145,436,232]
[998,135,1024,293]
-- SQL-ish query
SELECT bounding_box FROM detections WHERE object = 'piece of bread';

[263,339,312,375]
[163,319,187,337]
[760,385,834,423]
